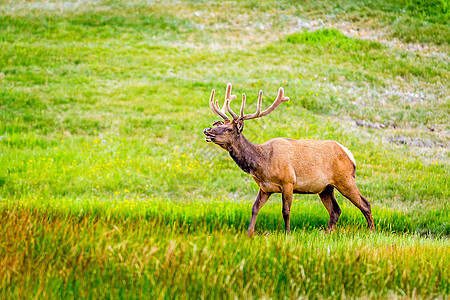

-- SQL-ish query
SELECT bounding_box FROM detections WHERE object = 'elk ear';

[236,119,244,134]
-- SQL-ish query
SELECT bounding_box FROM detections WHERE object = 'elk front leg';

[247,189,271,236]
[282,184,294,234]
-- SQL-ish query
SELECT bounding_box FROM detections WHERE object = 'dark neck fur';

[228,134,263,174]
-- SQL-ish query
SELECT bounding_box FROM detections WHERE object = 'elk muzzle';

[203,128,215,142]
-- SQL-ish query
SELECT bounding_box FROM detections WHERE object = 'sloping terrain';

[0,0,448,298]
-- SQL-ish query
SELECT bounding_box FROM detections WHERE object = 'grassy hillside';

[0,0,449,298]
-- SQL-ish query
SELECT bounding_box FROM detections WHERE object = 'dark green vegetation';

[0,0,449,298]
[1,204,449,299]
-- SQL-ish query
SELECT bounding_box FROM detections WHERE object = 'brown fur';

[204,84,374,235]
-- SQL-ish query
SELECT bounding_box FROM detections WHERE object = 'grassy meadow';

[0,0,449,298]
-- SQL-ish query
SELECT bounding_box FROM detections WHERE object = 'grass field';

[0,0,449,298]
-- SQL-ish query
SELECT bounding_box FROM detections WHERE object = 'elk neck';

[228,134,265,174]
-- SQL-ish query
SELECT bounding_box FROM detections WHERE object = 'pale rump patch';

[336,142,356,166]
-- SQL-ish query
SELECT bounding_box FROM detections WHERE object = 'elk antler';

[244,87,289,120]
[213,84,289,121]
[229,87,289,121]
[209,83,237,121]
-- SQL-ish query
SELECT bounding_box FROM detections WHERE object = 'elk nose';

[203,128,211,135]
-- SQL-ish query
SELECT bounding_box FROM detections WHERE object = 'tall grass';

[1,199,448,299]
[1,196,448,236]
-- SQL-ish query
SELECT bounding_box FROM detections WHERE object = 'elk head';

[203,83,290,150]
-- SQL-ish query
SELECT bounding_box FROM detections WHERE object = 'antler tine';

[209,89,230,121]
[222,83,237,111]
[242,90,263,120]
[257,87,289,118]
[240,93,246,118]
[224,83,239,120]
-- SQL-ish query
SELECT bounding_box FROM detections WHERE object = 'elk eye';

[227,128,233,132]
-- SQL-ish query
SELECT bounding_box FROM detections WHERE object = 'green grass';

[0,0,449,298]
[1,199,449,299]
[287,28,384,51]
[297,0,449,45]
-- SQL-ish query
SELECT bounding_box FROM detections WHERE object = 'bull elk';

[203,83,374,235]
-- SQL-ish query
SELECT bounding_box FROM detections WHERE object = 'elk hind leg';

[319,185,341,232]
[336,180,375,230]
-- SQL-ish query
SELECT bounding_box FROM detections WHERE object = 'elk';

[203,83,374,236]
